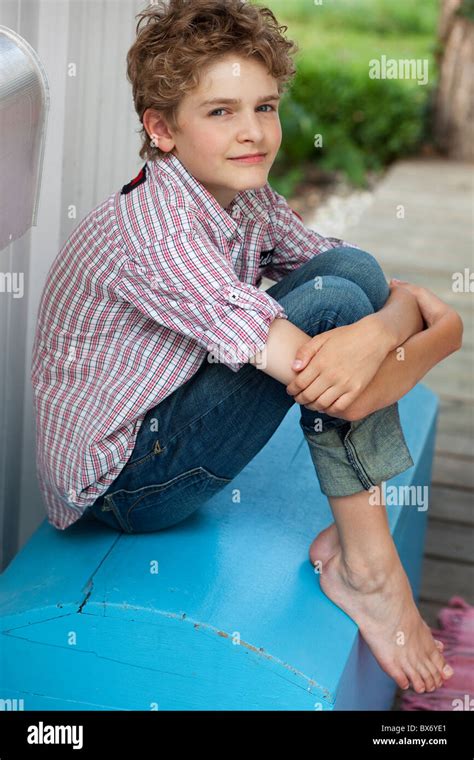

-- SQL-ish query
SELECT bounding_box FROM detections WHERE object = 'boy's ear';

[142,107,158,135]
[143,108,176,151]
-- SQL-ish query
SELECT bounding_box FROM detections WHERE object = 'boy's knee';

[316,275,373,314]
[331,246,390,311]
[296,275,375,330]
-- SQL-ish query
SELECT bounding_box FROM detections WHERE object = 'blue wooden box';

[0,384,438,711]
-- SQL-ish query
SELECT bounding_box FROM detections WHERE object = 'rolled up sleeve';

[115,228,288,372]
[260,183,363,282]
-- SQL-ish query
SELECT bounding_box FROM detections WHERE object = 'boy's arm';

[250,287,425,401]
[249,287,462,421]
[247,287,418,388]
[343,300,464,421]
[368,284,425,348]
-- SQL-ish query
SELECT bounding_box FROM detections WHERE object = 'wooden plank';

[429,485,474,524]
[436,432,474,457]
[424,518,474,562]
[344,160,474,274]
[419,557,474,603]
[424,370,473,401]
[432,452,474,489]
[437,398,474,440]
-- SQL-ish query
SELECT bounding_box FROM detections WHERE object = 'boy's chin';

[234,174,268,190]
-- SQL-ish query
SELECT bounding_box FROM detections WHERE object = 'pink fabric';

[400,596,474,711]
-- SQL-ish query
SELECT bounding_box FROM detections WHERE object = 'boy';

[31,0,462,694]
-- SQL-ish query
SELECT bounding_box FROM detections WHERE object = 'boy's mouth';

[228,153,267,164]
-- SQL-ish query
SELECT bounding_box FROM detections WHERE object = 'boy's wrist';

[361,311,401,355]
[370,288,424,352]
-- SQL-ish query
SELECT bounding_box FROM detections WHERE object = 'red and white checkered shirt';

[31,152,357,530]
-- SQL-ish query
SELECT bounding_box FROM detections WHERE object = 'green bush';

[263,0,439,196]
[270,56,432,193]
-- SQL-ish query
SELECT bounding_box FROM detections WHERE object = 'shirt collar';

[147,152,264,240]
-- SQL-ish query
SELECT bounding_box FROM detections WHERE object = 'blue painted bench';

[0,384,438,711]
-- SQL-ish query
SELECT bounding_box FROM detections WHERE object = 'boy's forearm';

[371,286,425,351]
[248,286,426,387]
[247,304,461,423]
[344,310,463,420]
[248,317,311,385]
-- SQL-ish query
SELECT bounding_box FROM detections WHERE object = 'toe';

[395,671,410,691]
[404,663,426,694]
[384,658,411,691]
[434,649,454,680]
[441,663,454,681]
[425,656,442,690]
[417,661,436,693]
[430,648,446,685]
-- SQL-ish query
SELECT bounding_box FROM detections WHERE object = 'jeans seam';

[101,494,128,532]
[343,434,375,490]
[312,313,340,329]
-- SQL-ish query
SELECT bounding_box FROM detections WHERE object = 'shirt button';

[229,288,239,302]
[231,206,241,219]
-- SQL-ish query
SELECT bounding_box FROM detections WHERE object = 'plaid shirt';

[31,152,357,530]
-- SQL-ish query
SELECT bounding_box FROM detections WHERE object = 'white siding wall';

[0,0,145,570]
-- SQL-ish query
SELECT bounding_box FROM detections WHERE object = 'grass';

[262,0,439,38]
[263,0,440,72]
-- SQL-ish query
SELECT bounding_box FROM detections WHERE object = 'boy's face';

[146,55,282,209]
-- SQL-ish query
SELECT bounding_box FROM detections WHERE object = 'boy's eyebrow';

[199,94,281,108]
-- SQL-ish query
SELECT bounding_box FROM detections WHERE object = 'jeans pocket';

[104,466,232,533]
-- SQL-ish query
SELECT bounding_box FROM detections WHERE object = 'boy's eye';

[208,104,276,117]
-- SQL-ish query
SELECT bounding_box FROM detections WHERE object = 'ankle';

[340,549,399,593]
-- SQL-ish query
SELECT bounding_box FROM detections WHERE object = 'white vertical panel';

[0,0,42,571]
[0,0,159,568]
[62,0,146,240]
[3,0,151,567]
[13,0,69,564]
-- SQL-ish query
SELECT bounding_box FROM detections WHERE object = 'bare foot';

[309,525,444,654]
[316,545,451,691]
[309,522,340,566]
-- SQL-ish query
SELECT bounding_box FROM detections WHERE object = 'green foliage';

[458,0,474,21]
[263,0,439,196]
[265,0,438,37]
[270,58,429,191]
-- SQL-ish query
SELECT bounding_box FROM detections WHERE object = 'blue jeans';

[82,246,414,533]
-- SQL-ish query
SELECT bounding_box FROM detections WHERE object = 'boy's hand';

[286,318,391,415]
[390,279,463,334]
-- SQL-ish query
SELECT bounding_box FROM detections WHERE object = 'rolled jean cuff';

[300,402,415,497]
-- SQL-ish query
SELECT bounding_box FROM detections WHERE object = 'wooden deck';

[336,157,473,620]
[296,157,473,708]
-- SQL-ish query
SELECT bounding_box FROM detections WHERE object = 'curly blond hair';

[126,0,299,161]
